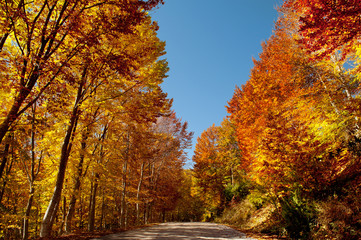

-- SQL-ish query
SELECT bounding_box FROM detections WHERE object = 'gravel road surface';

[92,222,256,240]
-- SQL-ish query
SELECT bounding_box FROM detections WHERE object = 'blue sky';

[150,0,283,167]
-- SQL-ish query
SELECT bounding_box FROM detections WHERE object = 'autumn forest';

[0,0,361,239]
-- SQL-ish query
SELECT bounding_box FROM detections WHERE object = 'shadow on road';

[92,222,255,240]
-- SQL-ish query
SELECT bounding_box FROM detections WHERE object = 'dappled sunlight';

[93,223,255,240]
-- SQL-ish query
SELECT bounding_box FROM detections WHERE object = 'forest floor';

[34,224,155,240]
[36,222,286,240]
[234,230,287,240]
[228,224,287,240]
[35,229,124,240]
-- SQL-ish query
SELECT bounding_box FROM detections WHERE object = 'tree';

[226,4,359,199]
[193,125,226,216]
[288,0,361,59]
[287,0,361,194]
[148,113,193,221]
[0,1,204,238]
[227,12,307,175]
[170,170,205,222]
[216,118,242,186]
[0,0,164,179]
[39,6,168,236]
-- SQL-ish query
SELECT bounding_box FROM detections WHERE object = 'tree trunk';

[88,173,99,232]
[79,193,84,229]
[0,0,24,52]
[144,202,148,224]
[58,196,67,235]
[22,185,34,240]
[120,160,128,229]
[100,187,106,230]
[0,142,10,180]
[162,208,166,223]
[0,64,42,146]
[88,124,108,231]
[0,146,14,206]
[149,202,153,223]
[64,185,80,233]
[40,81,84,237]
[136,162,144,224]
[0,1,25,144]
[120,129,130,229]
[65,129,89,233]
[23,103,42,240]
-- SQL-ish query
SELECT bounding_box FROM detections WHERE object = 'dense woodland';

[190,0,361,239]
[0,0,195,239]
[1,0,361,239]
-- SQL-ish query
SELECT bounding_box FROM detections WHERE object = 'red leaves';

[292,0,361,59]
[141,0,165,10]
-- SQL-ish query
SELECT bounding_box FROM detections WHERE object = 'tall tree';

[0,0,164,179]
[39,6,168,236]
[193,125,226,216]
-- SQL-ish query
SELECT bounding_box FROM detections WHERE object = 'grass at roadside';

[228,225,287,240]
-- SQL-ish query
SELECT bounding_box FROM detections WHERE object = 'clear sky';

[150,0,284,168]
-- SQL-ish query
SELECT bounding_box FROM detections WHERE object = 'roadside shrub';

[247,189,266,210]
[312,198,360,240]
[217,198,255,225]
[203,207,218,222]
[280,193,316,239]
[224,182,250,204]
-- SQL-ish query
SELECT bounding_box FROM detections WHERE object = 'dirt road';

[91,222,256,240]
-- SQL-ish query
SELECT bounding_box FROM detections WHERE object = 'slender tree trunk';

[120,129,130,229]
[0,0,27,144]
[58,196,67,235]
[0,182,5,206]
[162,208,166,223]
[79,193,84,229]
[65,108,101,233]
[120,160,128,229]
[65,129,89,233]
[36,193,41,234]
[88,123,108,231]
[149,202,153,223]
[0,142,10,180]
[0,0,25,52]
[144,161,153,225]
[0,32,9,51]
[125,202,128,229]
[23,103,42,240]
[144,203,148,224]
[22,185,34,240]
[136,162,144,224]
[0,65,42,146]
[40,112,79,237]
[88,182,93,227]
[100,187,105,230]
[0,145,14,206]
[64,185,80,233]
[40,80,84,237]
[88,173,99,231]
